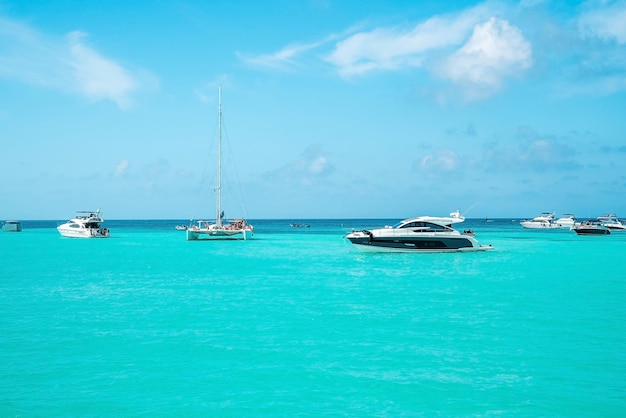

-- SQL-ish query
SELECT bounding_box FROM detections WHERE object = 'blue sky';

[1,0,625,220]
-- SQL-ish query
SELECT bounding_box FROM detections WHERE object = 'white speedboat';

[57,210,110,238]
[596,213,626,231]
[555,214,576,228]
[344,211,492,253]
[520,212,560,229]
[186,86,254,241]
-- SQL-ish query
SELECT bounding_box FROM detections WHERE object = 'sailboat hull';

[186,228,253,241]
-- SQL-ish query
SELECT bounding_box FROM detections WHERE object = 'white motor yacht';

[344,211,492,253]
[520,212,560,229]
[555,214,577,228]
[596,213,626,231]
[57,209,110,238]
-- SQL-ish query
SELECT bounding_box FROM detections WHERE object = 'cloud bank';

[439,17,532,100]
[0,15,145,108]
[578,1,626,44]
[325,4,493,77]
[262,145,334,187]
[239,1,626,101]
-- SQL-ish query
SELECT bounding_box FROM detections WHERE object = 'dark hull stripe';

[574,229,610,235]
[347,237,474,250]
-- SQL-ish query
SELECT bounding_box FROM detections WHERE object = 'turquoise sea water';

[1,219,625,416]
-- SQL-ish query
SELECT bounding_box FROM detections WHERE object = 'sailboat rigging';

[186,86,254,241]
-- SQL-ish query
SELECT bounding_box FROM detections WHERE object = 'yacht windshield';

[397,221,452,231]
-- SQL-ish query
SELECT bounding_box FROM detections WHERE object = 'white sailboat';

[186,86,254,241]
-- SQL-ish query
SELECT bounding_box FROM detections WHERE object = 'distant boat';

[572,220,610,235]
[57,209,109,238]
[555,214,576,228]
[290,223,310,228]
[520,212,560,229]
[186,86,254,241]
[175,225,187,231]
[596,213,626,231]
[2,220,22,232]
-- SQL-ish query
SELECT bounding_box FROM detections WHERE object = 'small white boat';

[555,214,576,228]
[57,210,110,238]
[175,225,188,230]
[2,220,22,232]
[345,211,492,253]
[596,213,626,231]
[186,86,254,241]
[520,212,560,229]
[290,223,310,228]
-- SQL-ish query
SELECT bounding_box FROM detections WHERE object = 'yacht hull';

[345,233,492,253]
[57,225,109,238]
[520,221,560,229]
[572,225,611,235]
[573,229,610,235]
[605,225,626,231]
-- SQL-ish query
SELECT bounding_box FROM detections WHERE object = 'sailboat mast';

[216,85,222,227]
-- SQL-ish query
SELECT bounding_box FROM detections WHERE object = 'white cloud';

[66,32,136,108]
[237,40,325,71]
[549,1,626,98]
[145,159,170,177]
[236,25,360,71]
[418,148,463,178]
[308,155,328,174]
[236,3,533,100]
[194,76,230,103]
[578,1,626,44]
[263,145,334,186]
[517,138,579,170]
[323,4,531,100]
[326,5,492,76]
[114,159,130,177]
[293,146,333,177]
[0,15,146,108]
[0,16,67,87]
[239,1,626,101]
[483,133,582,172]
[439,17,532,100]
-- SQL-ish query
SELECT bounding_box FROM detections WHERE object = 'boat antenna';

[463,202,478,216]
